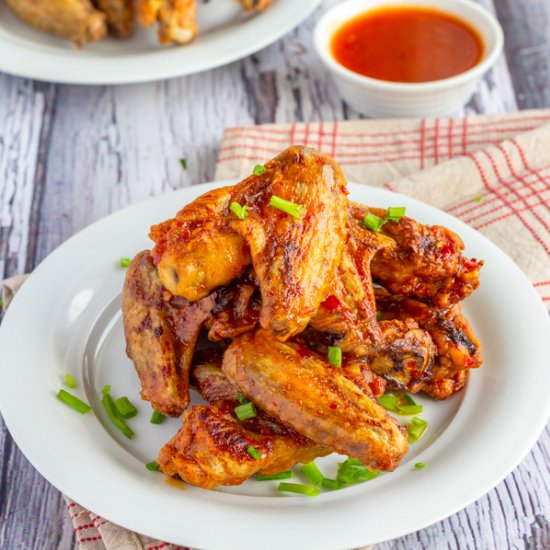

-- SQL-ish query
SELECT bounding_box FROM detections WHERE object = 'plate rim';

[1,181,549,549]
[0,0,323,85]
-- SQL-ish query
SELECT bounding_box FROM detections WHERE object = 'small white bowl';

[314,0,504,118]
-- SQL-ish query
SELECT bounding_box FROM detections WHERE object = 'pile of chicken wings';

[122,146,483,489]
[5,0,272,47]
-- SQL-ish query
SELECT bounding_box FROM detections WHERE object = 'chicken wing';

[150,186,250,302]
[95,0,133,37]
[135,0,198,44]
[376,289,482,398]
[122,251,216,416]
[229,146,349,340]
[238,0,273,11]
[350,203,482,308]
[223,330,408,471]
[6,0,107,46]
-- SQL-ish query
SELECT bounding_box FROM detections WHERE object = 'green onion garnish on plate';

[64,374,77,389]
[408,416,428,443]
[234,402,257,421]
[253,164,266,176]
[115,396,138,419]
[119,257,131,268]
[278,482,320,497]
[230,201,249,220]
[56,389,91,414]
[327,346,342,368]
[101,391,134,438]
[300,461,323,485]
[247,445,263,460]
[150,410,165,424]
[256,471,293,481]
[146,460,160,471]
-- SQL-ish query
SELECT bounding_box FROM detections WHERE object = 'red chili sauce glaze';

[330,6,484,83]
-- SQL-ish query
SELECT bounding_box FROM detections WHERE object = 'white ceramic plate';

[0,0,322,84]
[1,182,549,549]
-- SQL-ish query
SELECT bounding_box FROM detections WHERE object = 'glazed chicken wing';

[122,251,216,416]
[223,330,408,471]
[6,0,107,46]
[350,203,482,308]
[135,0,198,44]
[95,0,133,37]
[229,146,349,339]
[238,0,273,10]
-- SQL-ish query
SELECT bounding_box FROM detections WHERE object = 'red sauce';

[330,6,484,83]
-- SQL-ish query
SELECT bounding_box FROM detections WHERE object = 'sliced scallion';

[247,445,263,460]
[278,482,320,497]
[64,374,77,389]
[300,461,323,485]
[236,392,248,405]
[414,462,427,470]
[56,389,91,414]
[146,460,160,471]
[234,402,257,421]
[377,394,399,412]
[268,195,303,218]
[386,206,406,222]
[327,346,342,368]
[407,416,428,443]
[230,201,249,220]
[114,396,138,419]
[150,410,165,424]
[119,258,131,268]
[101,392,134,438]
[363,212,386,232]
[256,471,293,481]
[321,477,341,490]
[253,164,266,176]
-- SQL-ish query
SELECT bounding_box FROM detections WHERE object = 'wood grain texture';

[0,1,549,549]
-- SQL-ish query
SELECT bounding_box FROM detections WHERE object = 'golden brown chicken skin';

[150,186,250,302]
[223,330,408,471]
[350,203,482,308]
[376,289,482,398]
[95,0,133,37]
[239,0,273,11]
[122,251,216,416]
[6,0,107,46]
[229,146,349,340]
[136,0,198,44]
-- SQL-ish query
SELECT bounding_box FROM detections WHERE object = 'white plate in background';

[0,182,549,549]
[0,0,322,84]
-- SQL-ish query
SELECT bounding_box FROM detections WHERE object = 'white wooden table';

[1,1,549,548]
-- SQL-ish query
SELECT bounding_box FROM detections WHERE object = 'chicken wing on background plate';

[95,0,134,37]
[6,0,107,46]
[135,0,198,44]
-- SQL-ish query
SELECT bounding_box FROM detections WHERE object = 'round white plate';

[1,182,549,549]
[0,0,322,84]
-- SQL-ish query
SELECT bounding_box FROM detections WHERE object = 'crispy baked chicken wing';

[135,0,198,44]
[157,363,330,489]
[122,251,216,416]
[238,0,273,11]
[376,289,482,398]
[150,186,250,302]
[6,0,107,46]
[95,0,133,37]
[223,330,408,471]
[230,146,349,339]
[350,203,482,308]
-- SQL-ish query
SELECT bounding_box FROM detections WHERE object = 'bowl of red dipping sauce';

[314,0,503,117]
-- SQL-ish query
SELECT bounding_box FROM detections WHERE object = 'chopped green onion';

[247,445,263,460]
[102,385,111,396]
[115,396,138,419]
[386,206,406,222]
[236,392,248,405]
[146,460,160,471]
[322,477,341,490]
[0,299,4,309]
[414,462,427,470]
[300,461,323,485]
[234,402,257,421]
[256,470,293,481]
[64,374,77,389]
[101,393,134,438]
[253,164,266,176]
[278,482,320,497]
[397,404,424,415]
[119,258,131,268]
[179,158,187,170]
[403,393,417,406]
[407,416,428,443]
[230,201,249,220]
[56,389,91,414]
[150,410,165,424]
[473,195,484,202]
[336,458,379,485]
[376,311,383,321]
[327,346,342,368]
[363,212,386,232]
[268,195,304,219]
[378,394,399,412]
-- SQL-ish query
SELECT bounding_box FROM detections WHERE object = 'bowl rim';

[313,0,504,92]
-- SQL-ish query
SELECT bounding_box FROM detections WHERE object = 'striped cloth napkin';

[2,110,550,549]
